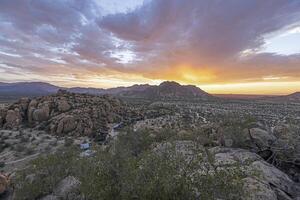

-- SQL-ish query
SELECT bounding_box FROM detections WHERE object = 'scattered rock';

[53,176,81,199]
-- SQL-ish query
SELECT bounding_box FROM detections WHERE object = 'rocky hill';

[120,81,213,100]
[0,90,135,140]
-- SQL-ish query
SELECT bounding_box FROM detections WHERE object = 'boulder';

[243,177,277,200]
[53,176,80,199]
[251,161,297,197]
[28,99,38,109]
[154,142,300,199]
[32,104,50,122]
[243,128,277,150]
[57,100,71,112]
[56,115,77,134]
[5,109,22,129]
[27,99,38,123]
[18,97,30,111]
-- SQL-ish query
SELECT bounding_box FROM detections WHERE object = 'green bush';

[14,147,79,200]
[14,129,248,200]
[77,143,246,200]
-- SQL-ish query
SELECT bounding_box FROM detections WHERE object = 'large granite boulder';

[5,109,22,129]
[27,99,38,124]
[238,128,277,151]
[32,103,50,122]
[243,177,277,200]
[57,99,71,112]
[56,115,77,134]
[18,97,30,112]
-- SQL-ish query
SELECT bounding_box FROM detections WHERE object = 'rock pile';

[0,90,128,139]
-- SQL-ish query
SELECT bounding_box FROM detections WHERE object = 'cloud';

[99,0,300,80]
[0,0,300,92]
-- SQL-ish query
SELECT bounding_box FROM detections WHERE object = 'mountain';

[68,84,151,95]
[286,92,300,101]
[119,81,212,100]
[277,92,300,102]
[0,81,211,101]
[261,92,300,102]
[0,82,60,98]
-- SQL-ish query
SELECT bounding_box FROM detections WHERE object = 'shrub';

[14,147,79,200]
[14,144,26,152]
[64,137,74,147]
[14,129,248,200]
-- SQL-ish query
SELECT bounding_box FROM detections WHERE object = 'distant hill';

[68,84,151,95]
[214,94,278,100]
[119,81,212,100]
[286,92,300,100]
[260,92,300,102]
[0,82,60,99]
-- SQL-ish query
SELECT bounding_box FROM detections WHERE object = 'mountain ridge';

[0,81,299,101]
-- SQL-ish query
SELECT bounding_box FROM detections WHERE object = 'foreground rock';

[154,141,300,199]
[41,176,81,200]
[216,125,300,183]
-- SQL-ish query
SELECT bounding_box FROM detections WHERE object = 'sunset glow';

[0,0,300,94]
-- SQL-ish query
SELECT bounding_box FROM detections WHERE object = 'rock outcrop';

[154,141,300,199]
[0,90,132,139]
[5,109,22,129]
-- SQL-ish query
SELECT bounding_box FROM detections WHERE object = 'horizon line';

[1,80,298,96]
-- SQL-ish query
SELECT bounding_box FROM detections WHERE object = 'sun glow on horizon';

[199,81,300,95]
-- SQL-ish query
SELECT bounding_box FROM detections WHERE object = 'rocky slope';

[0,90,135,140]
[154,141,300,200]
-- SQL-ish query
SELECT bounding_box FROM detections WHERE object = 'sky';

[0,0,300,94]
